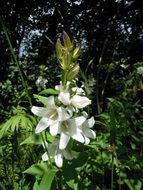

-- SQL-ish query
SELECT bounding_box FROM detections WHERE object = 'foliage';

[0,8,143,188]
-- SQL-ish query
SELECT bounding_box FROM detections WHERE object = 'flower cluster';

[31,32,96,167]
[31,82,95,167]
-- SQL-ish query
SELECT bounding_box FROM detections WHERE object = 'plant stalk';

[2,24,32,107]
[111,154,114,190]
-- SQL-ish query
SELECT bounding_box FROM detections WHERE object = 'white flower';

[55,81,70,91]
[57,116,86,149]
[55,82,71,105]
[58,91,71,105]
[137,66,143,75]
[72,87,84,95]
[42,140,73,167]
[56,81,91,109]
[31,96,70,133]
[36,76,47,89]
[80,117,96,145]
[71,95,91,109]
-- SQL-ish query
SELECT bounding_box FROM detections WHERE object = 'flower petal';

[35,117,50,133]
[63,150,73,160]
[55,84,61,91]
[75,116,86,127]
[42,152,49,161]
[72,87,84,95]
[84,137,90,145]
[88,117,95,128]
[58,107,71,121]
[71,95,91,108]
[49,121,60,136]
[31,106,48,117]
[58,92,71,105]
[83,128,96,139]
[55,152,63,167]
[59,133,70,149]
[47,96,55,107]
[72,133,85,143]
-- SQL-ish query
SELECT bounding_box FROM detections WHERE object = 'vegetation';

[0,0,143,189]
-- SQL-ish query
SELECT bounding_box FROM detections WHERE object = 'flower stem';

[40,133,53,168]
[111,154,114,190]
[2,24,32,107]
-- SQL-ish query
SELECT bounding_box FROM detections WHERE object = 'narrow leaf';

[39,88,59,95]
[39,169,57,190]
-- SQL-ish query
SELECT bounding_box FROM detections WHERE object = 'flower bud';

[67,64,80,81]
[56,39,63,59]
[63,31,73,51]
[73,47,80,59]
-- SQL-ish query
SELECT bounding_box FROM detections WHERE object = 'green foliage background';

[0,0,143,189]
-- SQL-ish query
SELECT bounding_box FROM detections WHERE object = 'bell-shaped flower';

[31,96,71,133]
[71,95,91,109]
[57,116,86,149]
[80,116,96,145]
[55,82,71,105]
[42,140,73,167]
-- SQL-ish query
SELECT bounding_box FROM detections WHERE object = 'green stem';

[101,151,105,189]
[111,154,114,190]
[119,173,121,190]
[2,24,32,107]
[40,133,53,168]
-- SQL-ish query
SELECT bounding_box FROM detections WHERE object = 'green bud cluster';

[56,31,80,86]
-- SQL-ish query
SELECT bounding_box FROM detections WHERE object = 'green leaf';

[39,88,59,95]
[125,179,142,190]
[0,113,34,139]
[33,94,49,106]
[0,122,11,139]
[23,163,47,179]
[21,132,54,145]
[33,180,40,190]
[11,115,21,132]
[0,182,6,190]
[66,180,78,190]
[39,169,57,190]
[20,133,43,145]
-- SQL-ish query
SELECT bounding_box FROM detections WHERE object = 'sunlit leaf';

[39,169,57,190]
[39,88,59,95]
[20,133,42,145]
[23,162,47,179]
[33,94,49,106]
[0,112,34,139]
